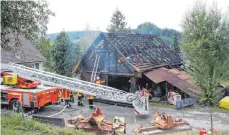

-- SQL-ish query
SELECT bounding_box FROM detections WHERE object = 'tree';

[134,22,181,45]
[134,22,161,35]
[52,31,82,76]
[66,42,82,74]
[52,31,72,77]
[172,32,180,52]
[35,37,54,71]
[107,9,130,33]
[1,0,54,50]
[181,2,229,104]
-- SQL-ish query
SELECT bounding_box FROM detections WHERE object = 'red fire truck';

[0,72,65,112]
[1,85,61,112]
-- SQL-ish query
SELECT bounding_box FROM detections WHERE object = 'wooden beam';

[130,77,137,93]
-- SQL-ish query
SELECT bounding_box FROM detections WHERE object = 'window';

[35,63,39,69]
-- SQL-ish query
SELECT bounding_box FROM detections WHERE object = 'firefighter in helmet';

[88,94,94,109]
[77,92,84,106]
[95,76,105,85]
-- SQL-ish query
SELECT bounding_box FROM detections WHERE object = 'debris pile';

[67,108,126,135]
[132,112,191,135]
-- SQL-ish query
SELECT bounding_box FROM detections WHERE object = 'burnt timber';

[74,32,183,94]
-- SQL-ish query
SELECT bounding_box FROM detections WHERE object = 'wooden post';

[130,77,137,93]
[211,110,213,133]
[102,74,108,86]
[115,51,118,73]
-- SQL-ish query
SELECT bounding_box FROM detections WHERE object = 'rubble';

[67,108,126,135]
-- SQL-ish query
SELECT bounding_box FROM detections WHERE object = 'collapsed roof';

[74,33,182,75]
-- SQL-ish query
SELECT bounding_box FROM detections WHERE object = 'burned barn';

[73,33,199,99]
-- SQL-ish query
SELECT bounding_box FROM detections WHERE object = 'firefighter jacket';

[96,80,105,85]
[87,94,94,100]
[77,92,83,97]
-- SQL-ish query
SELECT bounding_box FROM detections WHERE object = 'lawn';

[1,113,95,135]
[150,101,229,113]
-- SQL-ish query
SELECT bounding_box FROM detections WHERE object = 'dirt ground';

[1,98,229,134]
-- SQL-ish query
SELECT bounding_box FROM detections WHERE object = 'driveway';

[34,100,229,134]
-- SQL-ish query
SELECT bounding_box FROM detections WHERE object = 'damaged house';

[73,33,201,100]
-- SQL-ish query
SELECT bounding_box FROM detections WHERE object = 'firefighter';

[70,91,74,103]
[64,89,72,108]
[95,77,105,85]
[57,89,62,104]
[88,94,94,109]
[77,92,84,106]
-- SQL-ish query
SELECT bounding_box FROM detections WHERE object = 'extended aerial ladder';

[2,63,150,114]
[1,63,136,104]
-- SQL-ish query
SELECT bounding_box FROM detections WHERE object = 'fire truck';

[2,63,150,115]
[0,71,63,112]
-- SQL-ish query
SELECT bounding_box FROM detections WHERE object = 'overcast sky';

[47,0,229,34]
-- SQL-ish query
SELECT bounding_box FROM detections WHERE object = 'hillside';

[48,31,83,42]
[48,23,181,45]
[133,22,182,45]
[48,31,99,43]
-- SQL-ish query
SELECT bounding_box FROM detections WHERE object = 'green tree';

[107,9,130,33]
[172,32,180,52]
[52,31,82,76]
[181,2,229,104]
[35,37,54,71]
[134,22,181,45]
[52,31,72,77]
[66,42,82,74]
[134,22,161,35]
[1,0,54,50]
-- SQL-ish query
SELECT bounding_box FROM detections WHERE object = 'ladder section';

[90,53,100,82]
[1,63,134,103]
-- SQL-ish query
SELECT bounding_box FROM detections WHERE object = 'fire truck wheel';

[10,99,20,113]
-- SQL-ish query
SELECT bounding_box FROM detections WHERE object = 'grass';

[221,131,229,135]
[151,101,229,113]
[210,106,229,113]
[1,113,95,135]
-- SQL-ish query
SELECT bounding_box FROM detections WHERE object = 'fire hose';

[47,105,68,117]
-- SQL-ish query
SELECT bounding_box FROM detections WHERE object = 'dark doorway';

[108,76,131,92]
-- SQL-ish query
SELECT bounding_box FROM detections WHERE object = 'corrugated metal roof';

[144,68,201,99]
[144,68,167,83]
